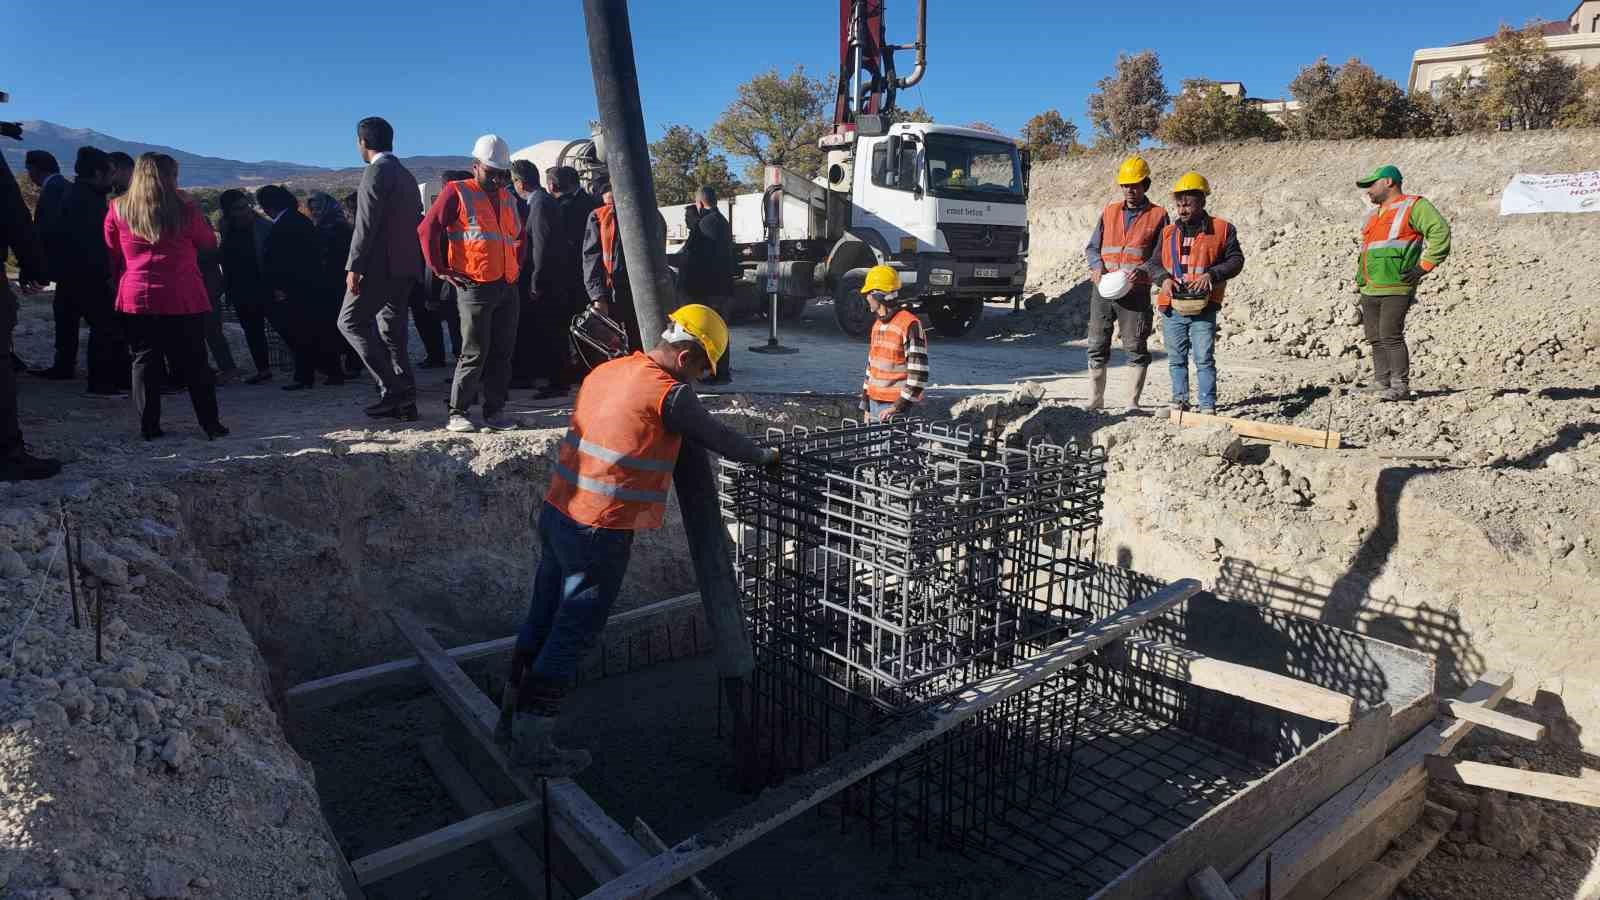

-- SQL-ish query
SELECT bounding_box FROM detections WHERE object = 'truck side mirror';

[886,135,903,186]
[1020,148,1032,198]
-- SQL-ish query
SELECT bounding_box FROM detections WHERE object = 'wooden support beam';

[1117,637,1357,724]
[320,818,368,900]
[419,735,569,899]
[288,592,700,712]
[1440,699,1545,743]
[1170,408,1342,450]
[1186,865,1239,900]
[349,802,540,886]
[386,608,684,894]
[582,579,1203,900]
[1425,758,1600,808]
[631,820,718,900]
[1227,671,1512,900]
[1324,801,1456,900]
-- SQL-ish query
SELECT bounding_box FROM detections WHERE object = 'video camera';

[1,90,21,141]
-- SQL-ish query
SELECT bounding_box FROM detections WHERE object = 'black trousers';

[269,298,343,385]
[450,280,520,416]
[1361,293,1413,386]
[514,285,578,388]
[410,282,448,363]
[1,286,22,457]
[124,312,220,436]
[1086,287,1153,369]
[231,294,272,373]
[57,277,129,389]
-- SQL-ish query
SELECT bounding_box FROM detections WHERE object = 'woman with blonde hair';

[104,153,228,439]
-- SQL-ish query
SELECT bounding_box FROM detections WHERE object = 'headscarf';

[308,191,346,228]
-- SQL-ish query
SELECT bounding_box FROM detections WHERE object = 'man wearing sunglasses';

[419,134,527,433]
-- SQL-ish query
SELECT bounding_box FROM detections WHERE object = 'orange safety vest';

[594,202,619,287]
[1098,201,1167,285]
[1156,216,1232,311]
[445,179,521,284]
[545,352,683,530]
[865,308,920,403]
[1359,194,1423,289]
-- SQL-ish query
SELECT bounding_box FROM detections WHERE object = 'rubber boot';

[1126,366,1149,411]
[1084,368,1107,411]
[511,712,592,776]
[494,649,533,746]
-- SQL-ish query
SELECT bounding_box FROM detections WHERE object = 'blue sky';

[1,0,1557,168]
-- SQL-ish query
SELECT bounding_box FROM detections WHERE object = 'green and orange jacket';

[1356,195,1451,297]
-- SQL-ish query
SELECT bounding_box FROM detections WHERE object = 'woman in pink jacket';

[105,153,228,439]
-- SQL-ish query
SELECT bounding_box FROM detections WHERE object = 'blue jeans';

[517,502,635,685]
[1162,307,1218,409]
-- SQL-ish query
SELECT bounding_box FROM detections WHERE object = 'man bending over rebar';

[496,304,779,776]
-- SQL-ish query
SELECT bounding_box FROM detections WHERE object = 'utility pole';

[582,0,758,784]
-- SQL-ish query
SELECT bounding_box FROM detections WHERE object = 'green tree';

[1560,63,1600,127]
[1086,51,1170,149]
[650,125,741,205]
[1411,69,1495,136]
[1018,109,1081,162]
[1158,80,1285,145]
[1483,22,1581,130]
[709,66,832,184]
[1287,57,1412,139]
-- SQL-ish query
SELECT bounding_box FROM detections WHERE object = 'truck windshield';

[924,134,1023,201]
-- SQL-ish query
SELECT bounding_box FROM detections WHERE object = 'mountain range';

[2,121,475,191]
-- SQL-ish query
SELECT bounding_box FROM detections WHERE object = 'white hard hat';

[471,134,512,171]
[1098,269,1133,300]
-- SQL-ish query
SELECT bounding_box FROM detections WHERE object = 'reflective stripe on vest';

[1156,216,1232,309]
[1100,201,1167,283]
[1361,196,1421,252]
[865,309,918,402]
[545,352,683,530]
[446,180,521,284]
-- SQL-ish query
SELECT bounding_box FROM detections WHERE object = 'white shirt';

[367,151,392,166]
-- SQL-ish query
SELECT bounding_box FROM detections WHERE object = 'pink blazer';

[104,198,218,315]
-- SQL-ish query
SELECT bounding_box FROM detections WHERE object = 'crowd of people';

[0,116,742,478]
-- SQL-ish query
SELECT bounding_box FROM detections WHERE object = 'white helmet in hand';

[1098,269,1133,300]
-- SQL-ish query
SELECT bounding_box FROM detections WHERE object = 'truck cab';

[828,123,1029,337]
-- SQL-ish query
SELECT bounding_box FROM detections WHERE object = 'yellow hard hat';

[860,264,902,295]
[949,168,965,180]
[1117,156,1151,185]
[1172,171,1211,196]
[666,303,729,375]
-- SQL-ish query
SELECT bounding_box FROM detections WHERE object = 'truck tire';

[928,298,983,337]
[832,270,874,339]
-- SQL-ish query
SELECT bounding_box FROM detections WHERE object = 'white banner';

[1500,171,1600,215]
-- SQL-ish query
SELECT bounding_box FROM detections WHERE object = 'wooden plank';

[1095,704,1392,900]
[1440,699,1546,742]
[1323,801,1455,900]
[1187,866,1239,900]
[289,592,700,711]
[419,735,568,900]
[1118,637,1357,724]
[631,820,718,900]
[386,609,671,891]
[350,802,540,885]
[1425,758,1600,808]
[320,818,368,900]
[1170,408,1342,450]
[583,579,1203,900]
[1227,671,1512,900]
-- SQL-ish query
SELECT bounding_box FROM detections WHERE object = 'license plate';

[975,266,999,278]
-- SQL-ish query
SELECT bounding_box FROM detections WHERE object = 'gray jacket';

[345,153,424,281]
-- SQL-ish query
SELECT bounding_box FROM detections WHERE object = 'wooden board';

[1226,671,1512,900]
[1440,699,1545,742]
[288,592,700,712]
[1187,865,1239,900]
[631,819,718,900]
[1118,637,1357,724]
[1425,758,1600,808]
[349,802,540,885]
[1323,801,1455,900]
[583,579,1203,900]
[1170,408,1342,450]
[419,735,568,900]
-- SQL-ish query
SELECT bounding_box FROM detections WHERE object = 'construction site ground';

[3,128,1598,898]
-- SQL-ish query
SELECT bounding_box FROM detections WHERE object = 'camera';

[1,88,21,141]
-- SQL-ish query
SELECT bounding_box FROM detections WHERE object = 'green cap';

[1357,164,1403,188]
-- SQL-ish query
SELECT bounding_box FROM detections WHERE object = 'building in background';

[1408,2,1600,95]
[1186,80,1302,124]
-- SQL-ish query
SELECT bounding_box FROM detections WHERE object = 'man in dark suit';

[22,150,72,376]
[339,116,424,421]
[511,160,564,395]
[681,185,737,383]
[0,151,61,481]
[257,185,343,391]
[46,147,128,394]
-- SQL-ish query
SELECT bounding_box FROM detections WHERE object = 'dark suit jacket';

[47,181,112,285]
[345,153,424,282]
[34,173,69,281]
[520,188,562,297]
[682,206,735,299]
[0,155,46,285]
[262,209,325,306]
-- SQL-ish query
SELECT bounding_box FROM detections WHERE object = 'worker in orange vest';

[1354,164,1451,401]
[859,265,929,422]
[497,304,778,776]
[419,134,525,434]
[1146,172,1245,415]
[1085,156,1168,411]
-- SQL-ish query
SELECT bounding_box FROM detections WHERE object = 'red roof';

[1453,20,1573,45]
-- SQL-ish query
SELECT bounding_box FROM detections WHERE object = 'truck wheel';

[929,299,983,337]
[777,295,809,320]
[832,270,874,339]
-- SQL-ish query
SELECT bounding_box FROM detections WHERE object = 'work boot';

[511,712,592,777]
[1355,382,1388,396]
[1084,368,1107,411]
[0,449,62,482]
[1126,366,1149,411]
[1381,380,1411,402]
